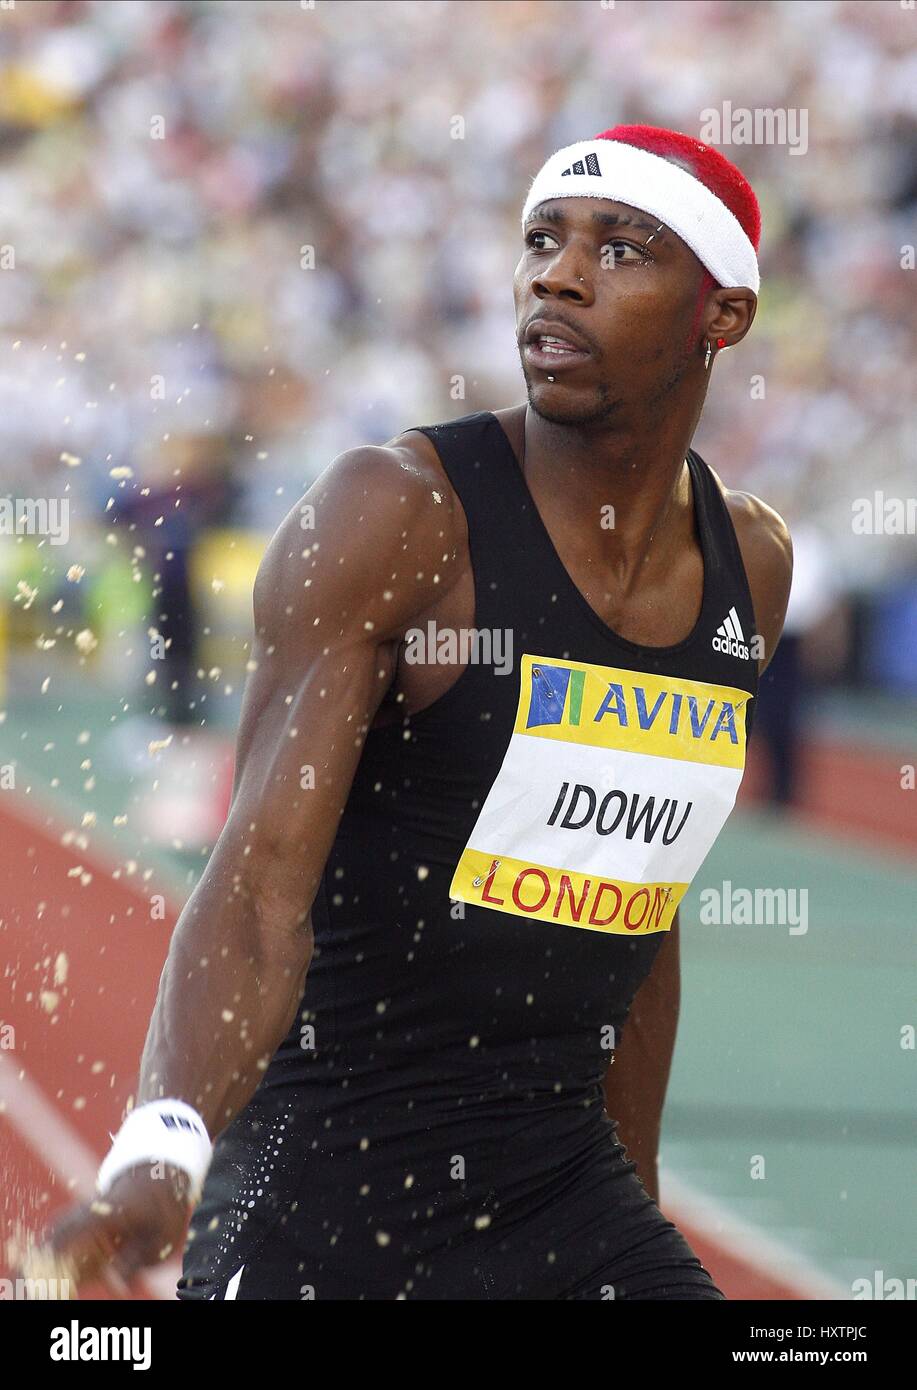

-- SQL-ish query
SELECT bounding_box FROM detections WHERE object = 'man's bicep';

[632,908,680,1027]
[228,633,393,862]
[601,914,681,1196]
[604,911,681,1089]
[214,443,462,906]
[725,489,793,676]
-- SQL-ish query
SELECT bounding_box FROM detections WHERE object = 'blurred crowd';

[1,0,916,715]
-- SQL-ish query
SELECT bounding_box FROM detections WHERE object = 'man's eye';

[526,230,560,251]
[601,240,649,265]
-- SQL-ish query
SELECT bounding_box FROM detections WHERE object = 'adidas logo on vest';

[712,606,749,660]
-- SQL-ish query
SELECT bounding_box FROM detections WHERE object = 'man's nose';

[531,251,595,305]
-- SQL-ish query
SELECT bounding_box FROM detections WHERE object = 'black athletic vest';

[209,410,758,1255]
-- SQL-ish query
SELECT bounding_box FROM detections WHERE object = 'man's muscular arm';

[139,445,462,1128]
[603,493,793,1207]
[45,442,464,1286]
[602,912,681,1206]
[726,488,794,678]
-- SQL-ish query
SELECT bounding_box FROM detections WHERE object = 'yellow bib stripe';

[450,847,688,936]
[515,653,750,770]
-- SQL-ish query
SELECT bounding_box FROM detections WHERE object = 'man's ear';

[706,288,757,347]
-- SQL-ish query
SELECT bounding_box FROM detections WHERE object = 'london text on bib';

[449,654,752,935]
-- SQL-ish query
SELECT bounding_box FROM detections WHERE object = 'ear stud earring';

[704,337,728,370]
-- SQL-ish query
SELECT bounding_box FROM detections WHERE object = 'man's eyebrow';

[524,203,667,239]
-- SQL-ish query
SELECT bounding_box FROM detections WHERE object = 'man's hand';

[20,1167,192,1295]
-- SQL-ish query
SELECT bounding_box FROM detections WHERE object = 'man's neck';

[516,403,701,588]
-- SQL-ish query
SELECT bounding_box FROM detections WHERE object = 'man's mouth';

[523,333,591,371]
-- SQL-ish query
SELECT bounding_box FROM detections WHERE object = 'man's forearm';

[602,915,681,1207]
[604,1038,665,1204]
[137,839,314,1138]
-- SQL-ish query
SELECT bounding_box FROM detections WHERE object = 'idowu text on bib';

[449,653,752,934]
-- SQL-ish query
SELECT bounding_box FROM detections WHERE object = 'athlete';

[43,125,792,1299]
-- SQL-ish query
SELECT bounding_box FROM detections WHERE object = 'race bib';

[449,653,752,935]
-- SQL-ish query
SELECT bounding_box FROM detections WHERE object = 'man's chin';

[526,381,622,427]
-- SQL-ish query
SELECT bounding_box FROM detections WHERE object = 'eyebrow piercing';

[580,221,664,280]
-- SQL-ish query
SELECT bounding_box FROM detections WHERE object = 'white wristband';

[96,1099,213,1204]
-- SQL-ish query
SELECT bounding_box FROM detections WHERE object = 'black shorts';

[177,1119,724,1302]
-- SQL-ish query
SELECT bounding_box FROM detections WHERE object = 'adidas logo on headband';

[560,153,603,178]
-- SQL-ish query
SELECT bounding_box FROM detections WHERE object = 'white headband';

[521,140,760,294]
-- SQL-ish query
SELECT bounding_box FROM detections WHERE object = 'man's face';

[513,196,709,427]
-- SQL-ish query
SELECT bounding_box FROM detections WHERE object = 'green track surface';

[672,810,916,1293]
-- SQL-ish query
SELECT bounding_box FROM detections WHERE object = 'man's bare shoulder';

[709,472,793,671]
[269,431,462,550]
[253,432,467,647]
[385,425,459,498]
[722,485,793,590]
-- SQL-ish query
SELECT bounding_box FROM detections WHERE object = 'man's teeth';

[539,336,580,353]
